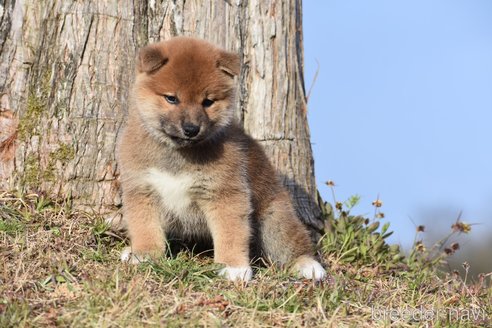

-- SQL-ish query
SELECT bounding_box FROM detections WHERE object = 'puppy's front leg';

[121,191,165,264]
[203,193,252,282]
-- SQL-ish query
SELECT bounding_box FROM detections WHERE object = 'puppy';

[117,37,326,282]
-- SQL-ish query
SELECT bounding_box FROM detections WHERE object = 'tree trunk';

[0,0,323,235]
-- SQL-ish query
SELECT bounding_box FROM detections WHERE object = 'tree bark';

[0,0,323,235]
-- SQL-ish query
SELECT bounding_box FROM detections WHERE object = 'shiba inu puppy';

[117,37,326,282]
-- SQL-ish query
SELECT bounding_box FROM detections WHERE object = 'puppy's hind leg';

[259,191,326,281]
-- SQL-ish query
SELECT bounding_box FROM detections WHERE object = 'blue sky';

[303,0,492,248]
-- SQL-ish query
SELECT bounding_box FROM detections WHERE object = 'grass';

[0,191,491,327]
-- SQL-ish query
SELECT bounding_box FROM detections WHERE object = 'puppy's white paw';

[120,247,149,264]
[218,266,253,282]
[293,256,326,281]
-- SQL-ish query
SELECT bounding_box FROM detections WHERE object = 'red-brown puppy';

[117,37,325,281]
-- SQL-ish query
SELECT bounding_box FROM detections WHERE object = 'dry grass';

[1,192,491,327]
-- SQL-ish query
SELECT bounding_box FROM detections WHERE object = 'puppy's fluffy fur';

[117,37,325,281]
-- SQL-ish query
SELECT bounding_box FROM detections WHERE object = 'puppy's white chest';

[145,168,194,216]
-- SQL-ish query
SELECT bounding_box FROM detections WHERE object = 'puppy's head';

[133,37,240,148]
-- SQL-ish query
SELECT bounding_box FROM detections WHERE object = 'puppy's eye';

[202,99,215,108]
[164,95,179,104]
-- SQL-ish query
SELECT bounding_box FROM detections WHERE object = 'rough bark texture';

[0,0,323,234]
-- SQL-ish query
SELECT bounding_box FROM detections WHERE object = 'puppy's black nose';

[182,123,200,138]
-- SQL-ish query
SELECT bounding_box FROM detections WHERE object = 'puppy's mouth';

[162,130,204,147]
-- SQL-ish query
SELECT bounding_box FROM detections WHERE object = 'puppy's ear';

[137,44,168,74]
[217,51,241,77]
